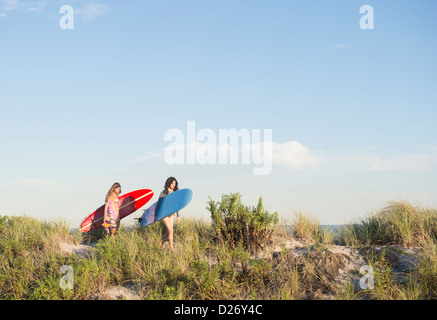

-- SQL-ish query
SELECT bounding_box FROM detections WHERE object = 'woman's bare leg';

[161,215,174,250]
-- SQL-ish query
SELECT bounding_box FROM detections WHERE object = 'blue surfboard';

[138,188,193,228]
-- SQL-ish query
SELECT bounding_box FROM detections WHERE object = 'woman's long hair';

[105,182,121,201]
[163,177,178,196]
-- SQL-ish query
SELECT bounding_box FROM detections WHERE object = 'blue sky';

[1,0,436,226]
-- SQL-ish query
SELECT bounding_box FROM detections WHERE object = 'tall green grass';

[339,201,437,246]
[0,215,81,299]
[1,199,437,300]
[0,215,333,300]
[335,201,437,300]
[291,211,335,245]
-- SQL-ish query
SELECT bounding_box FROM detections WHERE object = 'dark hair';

[163,177,178,195]
[105,182,121,201]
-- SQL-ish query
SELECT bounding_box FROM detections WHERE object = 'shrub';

[206,193,278,253]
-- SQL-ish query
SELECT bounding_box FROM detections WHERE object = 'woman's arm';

[103,202,109,225]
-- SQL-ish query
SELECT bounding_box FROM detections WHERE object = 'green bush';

[206,193,278,253]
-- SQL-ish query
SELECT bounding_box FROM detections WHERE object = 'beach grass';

[339,200,437,247]
[291,211,336,245]
[1,200,437,300]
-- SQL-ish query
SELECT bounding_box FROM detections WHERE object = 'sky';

[1,0,436,227]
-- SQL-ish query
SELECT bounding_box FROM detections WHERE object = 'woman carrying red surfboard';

[102,182,122,237]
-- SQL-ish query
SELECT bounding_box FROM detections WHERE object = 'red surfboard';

[79,189,154,232]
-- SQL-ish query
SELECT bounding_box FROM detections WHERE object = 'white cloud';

[0,1,109,19]
[17,177,52,187]
[0,0,49,16]
[0,0,20,11]
[135,151,162,163]
[366,153,437,172]
[1,0,47,12]
[271,141,321,169]
[75,2,109,21]
[322,148,437,172]
[130,140,437,175]
[330,44,348,51]
[27,0,47,12]
[134,140,321,172]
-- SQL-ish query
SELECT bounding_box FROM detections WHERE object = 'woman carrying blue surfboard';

[158,177,180,250]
